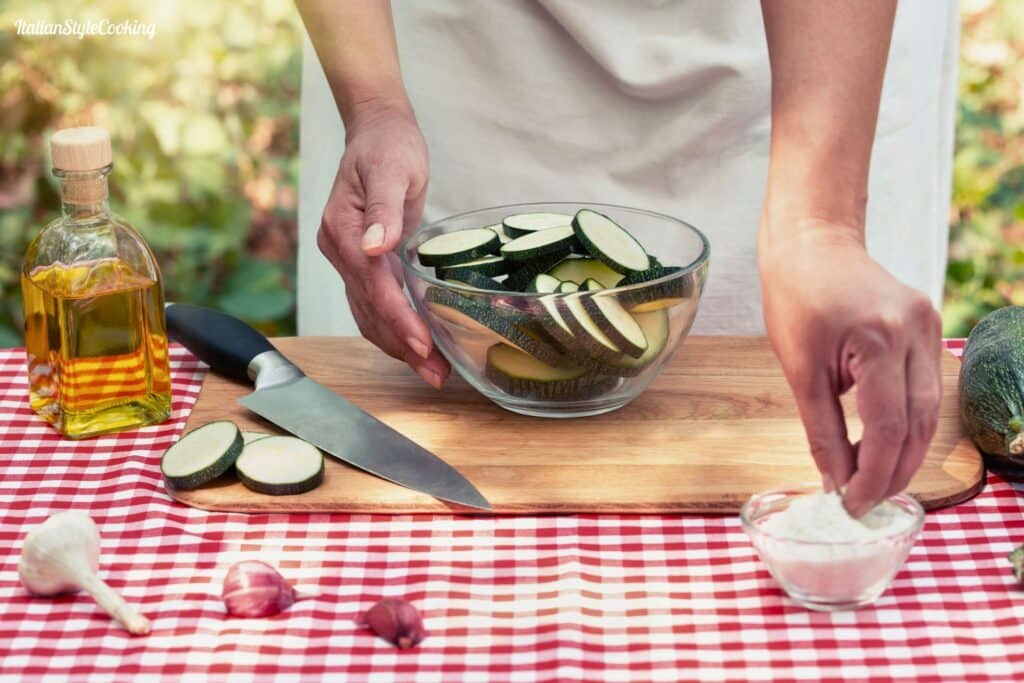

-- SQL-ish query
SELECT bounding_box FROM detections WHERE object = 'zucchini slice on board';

[436,255,511,279]
[161,421,243,490]
[417,228,501,267]
[581,287,647,359]
[423,287,565,365]
[572,209,650,274]
[500,226,577,263]
[242,430,271,445]
[608,309,669,377]
[504,253,566,291]
[558,294,624,363]
[557,281,580,293]
[443,268,506,292]
[235,436,324,496]
[525,273,562,294]
[501,212,574,238]
[547,257,624,288]
[619,266,689,312]
[485,343,618,401]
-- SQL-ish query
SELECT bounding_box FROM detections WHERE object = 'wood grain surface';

[171,337,984,514]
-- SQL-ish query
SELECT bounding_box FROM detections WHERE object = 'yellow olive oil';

[22,259,171,438]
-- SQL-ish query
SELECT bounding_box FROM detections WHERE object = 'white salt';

[754,491,921,605]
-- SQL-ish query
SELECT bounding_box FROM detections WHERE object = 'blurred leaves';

[0,0,300,344]
[945,0,1024,337]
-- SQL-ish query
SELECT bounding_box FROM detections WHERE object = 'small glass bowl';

[740,483,925,611]
[400,202,710,418]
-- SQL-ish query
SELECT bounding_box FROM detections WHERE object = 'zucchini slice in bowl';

[607,309,669,376]
[572,209,650,274]
[500,226,577,263]
[504,253,567,291]
[502,212,574,238]
[161,420,243,490]
[443,268,506,292]
[236,435,324,496]
[436,255,511,279]
[582,291,648,359]
[417,227,501,267]
[618,266,689,312]
[525,273,562,294]
[424,287,566,365]
[484,343,618,401]
[558,293,624,363]
[557,281,580,293]
[547,257,624,288]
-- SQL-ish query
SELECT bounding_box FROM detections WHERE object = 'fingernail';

[417,366,443,390]
[406,336,430,360]
[362,223,386,251]
[822,473,835,493]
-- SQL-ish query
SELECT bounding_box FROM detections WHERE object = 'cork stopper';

[51,127,112,172]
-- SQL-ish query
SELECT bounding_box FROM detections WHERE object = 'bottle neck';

[55,167,111,221]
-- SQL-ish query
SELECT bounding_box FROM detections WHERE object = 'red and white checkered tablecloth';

[1,340,1024,682]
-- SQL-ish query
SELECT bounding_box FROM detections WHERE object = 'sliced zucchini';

[161,421,243,490]
[558,293,623,363]
[435,255,511,279]
[537,294,576,348]
[443,268,506,292]
[502,212,574,238]
[572,209,650,274]
[557,281,580,294]
[525,273,562,294]
[547,257,624,288]
[500,226,577,263]
[504,253,566,291]
[235,436,324,496]
[417,228,501,267]
[423,287,565,365]
[488,223,513,244]
[484,344,617,401]
[619,266,689,312]
[609,310,670,377]
[242,430,271,445]
[577,279,646,358]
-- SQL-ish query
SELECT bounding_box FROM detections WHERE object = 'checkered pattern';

[1,339,1024,683]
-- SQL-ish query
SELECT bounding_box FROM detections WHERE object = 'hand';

[316,99,449,388]
[759,219,943,516]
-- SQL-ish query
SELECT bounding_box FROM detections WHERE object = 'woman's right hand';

[316,99,450,389]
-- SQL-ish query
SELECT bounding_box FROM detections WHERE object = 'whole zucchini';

[959,306,1024,468]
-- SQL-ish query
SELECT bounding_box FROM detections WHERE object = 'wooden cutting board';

[171,337,983,514]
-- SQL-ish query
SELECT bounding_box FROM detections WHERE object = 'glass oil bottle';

[21,127,171,438]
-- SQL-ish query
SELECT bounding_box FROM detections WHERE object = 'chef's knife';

[165,303,490,510]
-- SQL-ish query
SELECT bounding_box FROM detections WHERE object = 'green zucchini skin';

[959,306,1024,467]
[546,257,624,288]
[417,229,502,267]
[423,287,566,366]
[442,268,506,292]
[484,343,618,401]
[504,253,566,291]
[617,266,688,311]
[436,256,511,279]
[500,226,577,263]
[571,209,650,274]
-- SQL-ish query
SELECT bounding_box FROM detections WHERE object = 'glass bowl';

[740,483,925,611]
[400,202,710,417]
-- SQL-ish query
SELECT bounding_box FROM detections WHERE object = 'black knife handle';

[165,303,275,384]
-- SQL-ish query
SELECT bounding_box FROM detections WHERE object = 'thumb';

[361,169,410,256]
[790,372,856,491]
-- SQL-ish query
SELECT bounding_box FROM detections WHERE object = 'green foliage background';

[0,0,1020,346]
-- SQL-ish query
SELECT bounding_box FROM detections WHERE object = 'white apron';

[297,0,958,336]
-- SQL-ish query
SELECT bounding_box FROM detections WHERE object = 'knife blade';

[165,303,490,510]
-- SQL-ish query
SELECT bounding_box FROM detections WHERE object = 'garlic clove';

[362,599,425,649]
[222,560,298,618]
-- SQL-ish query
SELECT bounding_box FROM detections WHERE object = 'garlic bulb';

[19,512,150,635]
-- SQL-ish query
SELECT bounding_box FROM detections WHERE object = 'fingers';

[361,168,411,256]
[844,350,907,517]
[790,370,856,491]
[886,318,943,498]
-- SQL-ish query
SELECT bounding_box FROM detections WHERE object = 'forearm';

[295,0,411,126]
[760,0,896,243]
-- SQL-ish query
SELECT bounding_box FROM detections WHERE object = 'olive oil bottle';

[21,127,171,438]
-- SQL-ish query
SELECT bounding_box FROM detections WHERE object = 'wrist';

[338,85,414,133]
[758,213,866,277]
